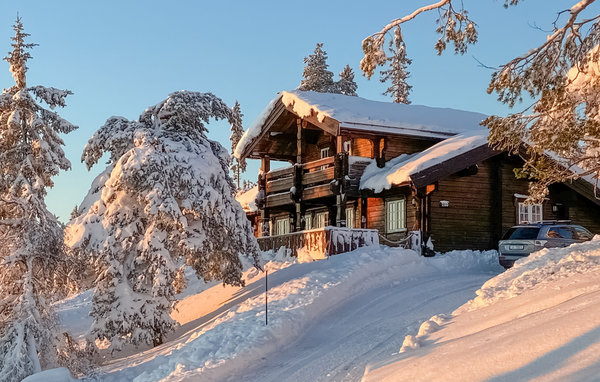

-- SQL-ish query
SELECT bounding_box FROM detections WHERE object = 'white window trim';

[315,211,329,229]
[304,213,313,230]
[386,198,407,233]
[274,217,290,236]
[517,202,543,224]
[320,147,330,158]
[345,206,354,228]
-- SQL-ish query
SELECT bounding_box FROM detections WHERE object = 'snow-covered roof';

[360,129,490,192]
[235,90,487,159]
[235,185,259,213]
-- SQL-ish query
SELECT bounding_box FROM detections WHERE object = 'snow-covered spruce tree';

[230,100,246,190]
[335,65,358,96]
[380,28,412,104]
[299,43,335,93]
[0,18,78,381]
[66,91,260,352]
[361,0,600,201]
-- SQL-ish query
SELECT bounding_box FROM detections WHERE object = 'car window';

[557,227,574,239]
[546,227,564,238]
[573,226,594,240]
[502,227,540,240]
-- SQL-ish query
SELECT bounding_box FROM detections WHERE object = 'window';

[315,211,328,229]
[386,199,406,233]
[518,202,543,224]
[304,214,313,230]
[502,227,540,240]
[573,226,593,240]
[345,206,354,228]
[274,217,290,236]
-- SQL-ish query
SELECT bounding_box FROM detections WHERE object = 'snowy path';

[224,273,491,382]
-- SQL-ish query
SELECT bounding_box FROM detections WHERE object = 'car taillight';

[534,240,547,247]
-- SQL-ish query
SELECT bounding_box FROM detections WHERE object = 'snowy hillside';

[52,246,501,381]
[364,237,600,381]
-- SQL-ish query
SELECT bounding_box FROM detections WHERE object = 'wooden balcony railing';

[257,226,379,257]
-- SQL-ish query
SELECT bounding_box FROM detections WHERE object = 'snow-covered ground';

[51,237,600,381]
[364,237,600,382]
[54,246,501,381]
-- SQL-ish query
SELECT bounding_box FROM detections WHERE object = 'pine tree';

[380,29,412,104]
[66,91,260,352]
[335,65,358,96]
[299,43,335,93]
[0,18,78,381]
[362,0,600,200]
[230,101,246,190]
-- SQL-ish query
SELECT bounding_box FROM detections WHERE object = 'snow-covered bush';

[66,91,259,351]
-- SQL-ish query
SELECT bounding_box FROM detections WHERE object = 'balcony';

[259,154,372,208]
[257,226,379,257]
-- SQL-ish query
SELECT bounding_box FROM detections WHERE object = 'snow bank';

[462,236,600,311]
[101,247,499,381]
[361,129,489,192]
[364,237,600,382]
[22,368,77,382]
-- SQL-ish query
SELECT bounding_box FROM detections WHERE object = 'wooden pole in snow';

[265,269,268,326]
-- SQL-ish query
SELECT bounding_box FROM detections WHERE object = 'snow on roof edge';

[235,90,487,159]
[360,129,490,193]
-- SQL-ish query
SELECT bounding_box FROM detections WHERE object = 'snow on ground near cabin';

[235,90,486,158]
[360,129,489,193]
[53,246,501,382]
[364,236,600,382]
[235,185,258,212]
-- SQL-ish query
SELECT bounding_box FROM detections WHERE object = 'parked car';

[498,222,594,268]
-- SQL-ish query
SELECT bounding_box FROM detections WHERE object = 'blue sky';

[0,0,579,221]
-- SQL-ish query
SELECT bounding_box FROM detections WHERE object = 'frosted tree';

[66,91,260,352]
[230,100,246,190]
[0,18,78,381]
[361,0,600,201]
[380,29,412,104]
[299,43,335,93]
[335,65,358,96]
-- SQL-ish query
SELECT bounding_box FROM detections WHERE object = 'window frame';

[345,206,354,228]
[386,198,407,233]
[273,216,290,236]
[314,211,329,229]
[517,202,543,224]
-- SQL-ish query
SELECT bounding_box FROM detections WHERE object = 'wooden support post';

[336,135,343,154]
[296,118,303,165]
[260,156,270,236]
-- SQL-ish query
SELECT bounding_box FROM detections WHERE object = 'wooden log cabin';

[235,90,600,255]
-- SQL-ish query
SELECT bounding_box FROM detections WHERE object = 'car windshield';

[502,227,540,240]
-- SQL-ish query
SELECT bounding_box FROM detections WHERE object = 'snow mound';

[399,314,449,353]
[22,368,77,382]
[462,236,600,312]
[399,335,420,353]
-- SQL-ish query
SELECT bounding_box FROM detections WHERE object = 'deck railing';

[260,154,372,208]
[257,226,379,257]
